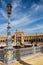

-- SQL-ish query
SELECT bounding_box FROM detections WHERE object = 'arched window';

[1,40,2,42]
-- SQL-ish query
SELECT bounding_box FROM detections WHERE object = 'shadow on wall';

[15,49,32,65]
[41,47,43,53]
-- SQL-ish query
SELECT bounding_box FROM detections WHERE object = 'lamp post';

[4,4,14,65]
[7,4,12,48]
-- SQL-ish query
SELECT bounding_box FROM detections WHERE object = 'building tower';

[4,4,14,64]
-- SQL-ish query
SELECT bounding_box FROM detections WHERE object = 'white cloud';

[0,23,7,33]
[35,5,40,11]
[0,0,43,34]
[0,0,8,20]
[12,0,21,11]
[10,14,31,27]
[11,1,43,22]
[23,24,43,33]
[29,3,43,15]
[11,0,22,19]
[13,16,43,27]
[0,9,8,19]
[1,0,6,8]
[0,14,43,34]
[31,4,37,9]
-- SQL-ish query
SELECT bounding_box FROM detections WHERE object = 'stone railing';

[0,46,42,62]
[14,46,41,60]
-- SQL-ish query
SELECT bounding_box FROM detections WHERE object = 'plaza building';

[0,30,43,47]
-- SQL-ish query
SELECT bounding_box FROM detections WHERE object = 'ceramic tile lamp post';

[4,4,14,65]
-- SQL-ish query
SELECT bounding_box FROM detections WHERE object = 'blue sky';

[0,0,43,35]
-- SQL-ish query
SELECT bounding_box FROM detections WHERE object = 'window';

[1,40,2,42]
[24,40,26,42]
[12,36,14,38]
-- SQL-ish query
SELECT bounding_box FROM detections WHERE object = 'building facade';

[0,31,43,46]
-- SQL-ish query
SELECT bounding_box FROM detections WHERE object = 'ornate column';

[4,4,14,64]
